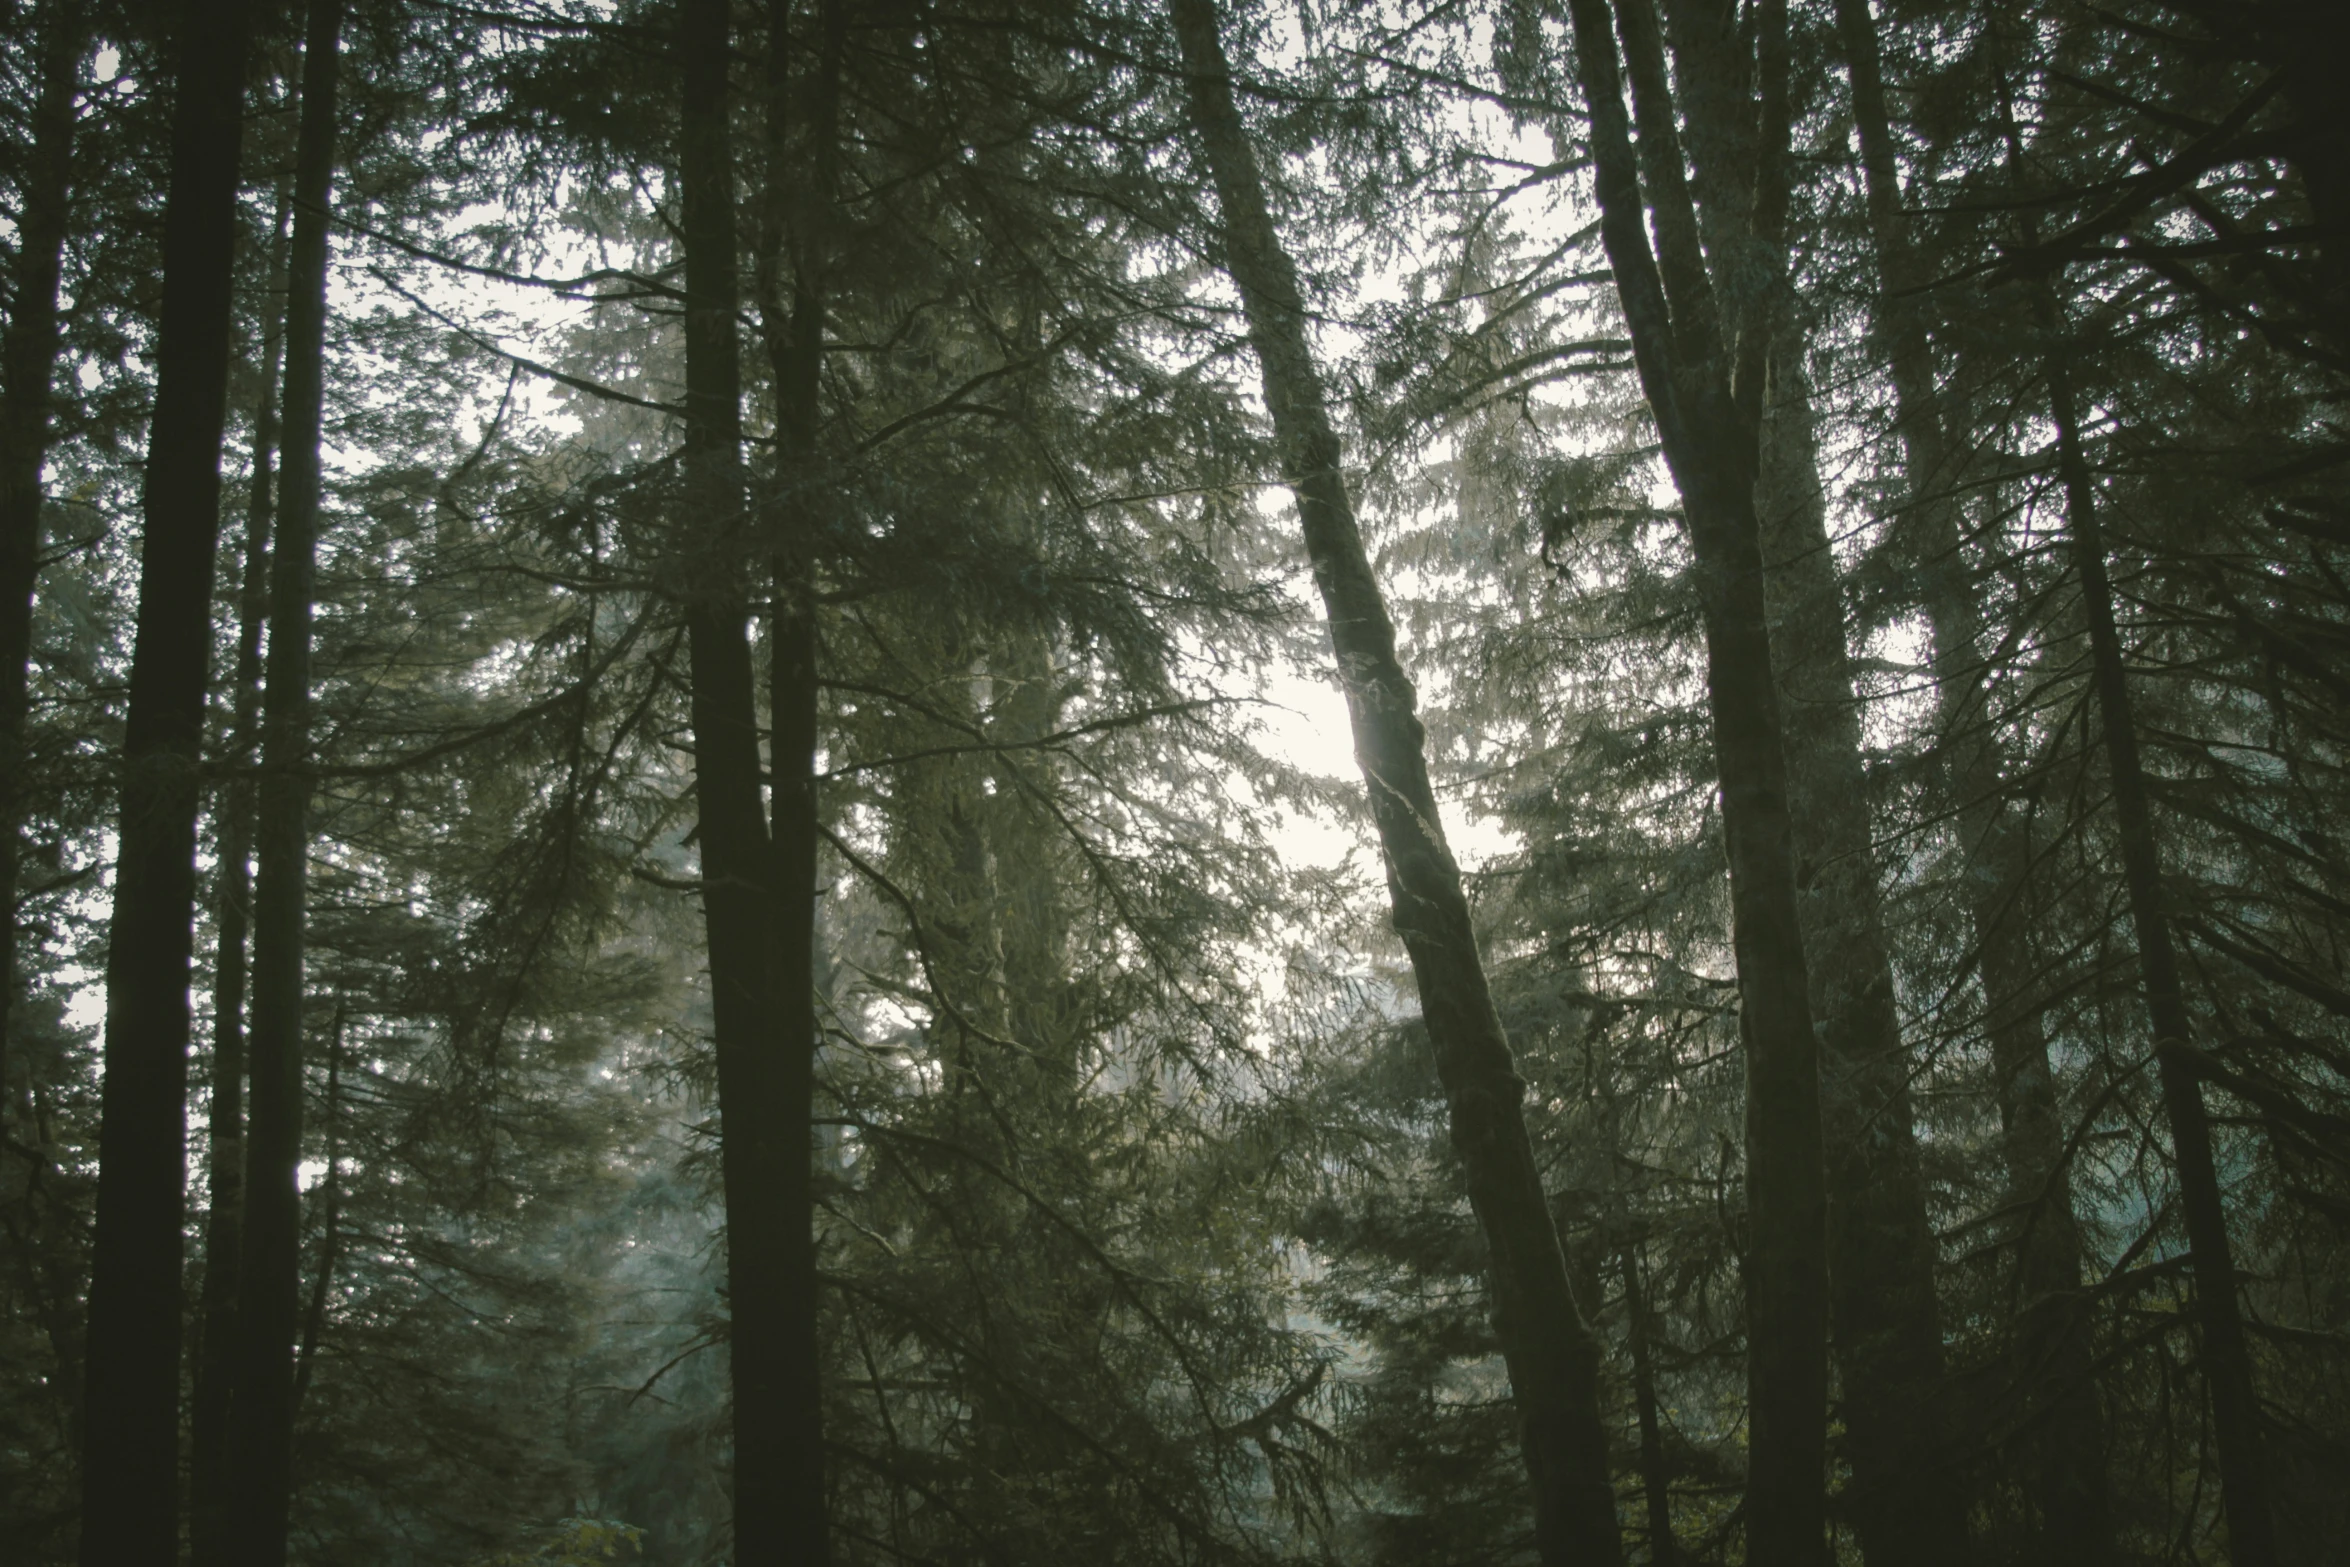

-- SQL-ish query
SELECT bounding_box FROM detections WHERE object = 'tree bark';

[1832,3,2113,1555]
[1622,1248,1677,1566]
[0,0,83,1130]
[1650,4,1964,1553]
[1752,342,1967,1567]
[190,179,293,1567]
[77,0,256,1557]
[1170,4,1623,1562]
[2244,2,2350,346]
[1558,2,1830,1560]
[2043,319,2279,1567]
[0,1,88,1466]
[756,9,843,1551]
[679,2,830,1560]
[289,1001,344,1417]
[225,4,342,1562]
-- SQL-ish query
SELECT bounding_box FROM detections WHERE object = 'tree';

[2,1,2343,1561]
[1171,2,1622,1561]
[225,2,345,1560]
[0,0,83,1113]
[1556,0,1830,1557]
[77,1,256,1555]
[1831,3,2112,1554]
[670,0,830,1557]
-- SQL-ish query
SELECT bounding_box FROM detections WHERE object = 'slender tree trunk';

[189,180,293,1567]
[0,0,90,1461]
[2042,319,2280,1567]
[289,1001,343,1417]
[757,2,841,1552]
[1831,4,2115,1555]
[678,3,828,1561]
[1979,874,2112,1556]
[1558,2,1829,1559]
[984,627,1077,1082]
[77,0,257,1557]
[226,4,342,1561]
[1171,5,1622,1561]
[0,0,80,1118]
[1622,1248,1677,1566]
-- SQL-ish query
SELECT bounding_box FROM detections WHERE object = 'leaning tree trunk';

[2041,315,2280,1567]
[1558,0,1830,1560]
[1832,3,2113,1555]
[77,0,256,1558]
[1171,3,1623,1561]
[225,5,343,1563]
[190,179,294,1567]
[0,0,83,1129]
[679,2,829,1561]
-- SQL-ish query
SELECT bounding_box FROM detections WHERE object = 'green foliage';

[3,0,2346,1563]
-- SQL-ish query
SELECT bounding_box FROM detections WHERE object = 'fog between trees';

[2,0,2346,1563]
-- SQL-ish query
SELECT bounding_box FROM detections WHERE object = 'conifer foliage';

[0,1,2343,1564]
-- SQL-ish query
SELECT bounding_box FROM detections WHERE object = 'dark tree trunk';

[0,0,83,1126]
[0,1,89,1460]
[190,180,293,1567]
[752,4,843,1555]
[289,1002,343,1417]
[1622,1248,1677,1565]
[226,4,342,1562]
[678,2,829,1561]
[1171,4,1622,1561]
[1652,4,1964,1553]
[1752,343,1967,1567]
[2245,3,2350,344]
[77,0,256,1557]
[1559,1,1830,1560]
[1978,861,2110,1559]
[1831,3,2114,1554]
[2043,324,2280,1567]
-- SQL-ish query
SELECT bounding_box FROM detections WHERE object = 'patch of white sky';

[1231,5,1609,871]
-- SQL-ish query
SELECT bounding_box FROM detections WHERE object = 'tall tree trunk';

[226,3,342,1561]
[1831,3,2113,1555]
[1751,344,1967,1566]
[77,0,256,1557]
[1653,4,1965,1553]
[758,0,843,1547]
[189,180,293,1567]
[678,2,828,1560]
[2042,318,2280,1567]
[0,0,80,1120]
[1622,1247,1677,1566]
[0,0,89,1464]
[1170,5,1623,1562]
[1558,1,1830,1559]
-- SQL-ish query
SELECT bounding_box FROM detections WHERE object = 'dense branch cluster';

[0,1,2342,1565]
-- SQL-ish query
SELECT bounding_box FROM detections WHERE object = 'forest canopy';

[1,0,2344,1564]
